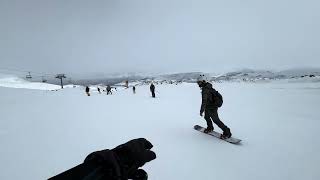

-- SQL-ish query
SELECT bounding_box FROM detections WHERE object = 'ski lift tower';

[26,72,32,80]
[55,74,66,89]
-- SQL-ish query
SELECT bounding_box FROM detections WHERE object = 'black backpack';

[211,89,223,108]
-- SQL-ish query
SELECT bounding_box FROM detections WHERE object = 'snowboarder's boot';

[204,127,214,133]
[220,128,232,139]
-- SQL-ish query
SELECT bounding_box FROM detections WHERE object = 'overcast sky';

[0,0,319,76]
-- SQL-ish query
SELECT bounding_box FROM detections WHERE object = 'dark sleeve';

[48,149,122,180]
[200,90,208,113]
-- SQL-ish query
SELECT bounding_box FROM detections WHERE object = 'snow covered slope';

[0,82,319,180]
[0,74,60,90]
[0,74,73,90]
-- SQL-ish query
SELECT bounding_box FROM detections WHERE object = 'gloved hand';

[48,138,156,180]
[84,138,156,180]
[112,138,156,179]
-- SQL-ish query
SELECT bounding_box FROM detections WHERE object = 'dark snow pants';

[151,91,155,98]
[204,108,228,131]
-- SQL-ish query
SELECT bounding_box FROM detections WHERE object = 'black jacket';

[150,84,155,92]
[200,82,216,113]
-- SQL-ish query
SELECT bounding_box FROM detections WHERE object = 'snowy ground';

[0,81,320,180]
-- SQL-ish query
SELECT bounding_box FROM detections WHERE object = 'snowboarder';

[150,83,155,98]
[48,138,156,180]
[97,87,101,94]
[107,85,112,95]
[133,86,136,94]
[197,77,232,138]
[85,86,90,96]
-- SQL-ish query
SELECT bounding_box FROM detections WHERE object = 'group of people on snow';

[66,75,232,180]
[84,83,157,98]
[85,77,231,138]
[85,85,115,96]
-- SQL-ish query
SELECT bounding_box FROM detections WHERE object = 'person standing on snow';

[150,83,155,98]
[85,86,90,96]
[197,76,232,138]
[133,86,136,94]
[107,85,112,95]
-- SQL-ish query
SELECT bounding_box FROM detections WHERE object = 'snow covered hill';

[113,68,320,84]
[212,68,320,82]
[0,74,78,90]
[4,68,320,87]
[0,81,319,180]
[0,75,60,90]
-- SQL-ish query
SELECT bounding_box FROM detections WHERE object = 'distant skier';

[106,85,112,95]
[197,77,232,138]
[133,86,136,94]
[150,83,155,98]
[85,86,90,96]
[97,87,101,94]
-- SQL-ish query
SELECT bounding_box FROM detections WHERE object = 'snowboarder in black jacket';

[150,83,155,98]
[197,79,232,138]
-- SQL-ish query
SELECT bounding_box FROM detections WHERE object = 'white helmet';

[197,74,208,82]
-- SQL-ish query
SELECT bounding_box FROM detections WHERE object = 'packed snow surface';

[0,82,320,180]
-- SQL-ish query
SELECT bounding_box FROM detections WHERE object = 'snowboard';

[194,125,241,144]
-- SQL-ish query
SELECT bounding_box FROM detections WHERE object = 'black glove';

[48,138,156,180]
[112,138,156,179]
[84,149,122,179]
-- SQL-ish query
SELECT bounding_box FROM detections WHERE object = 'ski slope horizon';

[1,66,320,86]
[0,80,319,180]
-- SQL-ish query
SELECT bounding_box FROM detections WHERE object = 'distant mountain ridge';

[2,68,320,85]
[212,68,320,82]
